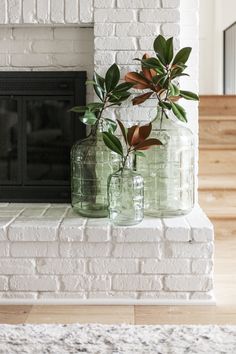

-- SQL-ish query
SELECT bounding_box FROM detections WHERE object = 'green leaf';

[117,119,127,144]
[108,91,131,104]
[102,132,123,156]
[105,63,120,93]
[159,101,172,110]
[93,72,105,101]
[141,57,164,70]
[134,151,145,158]
[156,73,169,88]
[171,102,187,122]
[80,110,98,125]
[180,90,199,101]
[172,47,192,65]
[70,106,87,113]
[104,118,117,133]
[175,63,187,70]
[171,72,190,80]
[166,37,174,64]
[169,83,180,96]
[153,35,167,65]
[153,73,168,86]
[87,102,104,112]
[113,82,134,92]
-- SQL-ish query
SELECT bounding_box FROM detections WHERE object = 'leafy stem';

[121,147,132,171]
[70,63,134,135]
[125,35,199,130]
[102,119,163,172]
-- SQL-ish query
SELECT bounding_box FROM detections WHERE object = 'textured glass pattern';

[0,99,18,183]
[108,168,144,226]
[71,133,120,218]
[136,118,195,217]
[26,99,72,182]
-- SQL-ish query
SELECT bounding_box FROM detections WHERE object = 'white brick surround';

[0,0,93,25]
[0,203,214,304]
[0,0,214,304]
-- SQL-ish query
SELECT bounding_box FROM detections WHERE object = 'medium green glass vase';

[108,156,144,226]
[71,127,120,218]
[136,114,195,217]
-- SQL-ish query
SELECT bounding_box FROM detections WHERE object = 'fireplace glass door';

[0,98,19,184]
[25,98,72,183]
[0,72,86,202]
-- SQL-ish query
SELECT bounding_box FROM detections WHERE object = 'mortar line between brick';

[183,215,194,242]
[63,0,66,23]
[49,0,52,24]
[40,204,51,217]
[5,207,26,241]
[20,0,23,24]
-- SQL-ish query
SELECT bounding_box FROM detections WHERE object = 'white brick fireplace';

[0,0,214,304]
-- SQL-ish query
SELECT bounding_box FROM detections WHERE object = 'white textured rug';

[0,323,235,353]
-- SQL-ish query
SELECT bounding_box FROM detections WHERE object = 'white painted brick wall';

[8,0,21,24]
[92,0,195,128]
[0,204,214,302]
[10,276,58,291]
[117,0,161,8]
[139,9,180,23]
[0,27,94,102]
[142,259,190,274]
[0,0,199,132]
[113,275,162,291]
[164,275,213,292]
[0,0,92,25]
[0,0,214,304]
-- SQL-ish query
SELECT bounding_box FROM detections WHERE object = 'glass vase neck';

[153,109,183,131]
[122,153,134,170]
[154,108,169,130]
[90,121,103,136]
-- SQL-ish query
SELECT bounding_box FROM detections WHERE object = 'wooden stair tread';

[204,207,236,220]
[200,144,236,150]
[199,95,236,116]
[199,175,236,190]
[199,96,236,223]
[200,115,236,121]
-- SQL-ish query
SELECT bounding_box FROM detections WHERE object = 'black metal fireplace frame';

[0,71,86,203]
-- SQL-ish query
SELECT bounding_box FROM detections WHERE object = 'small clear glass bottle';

[136,112,195,217]
[71,125,120,218]
[108,156,144,226]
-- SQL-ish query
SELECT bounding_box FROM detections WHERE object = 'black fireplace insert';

[0,71,86,202]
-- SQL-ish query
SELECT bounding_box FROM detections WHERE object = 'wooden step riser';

[211,219,236,239]
[200,95,236,116]
[199,175,236,190]
[199,96,236,230]
[199,150,236,175]
[200,120,236,145]
[199,190,236,210]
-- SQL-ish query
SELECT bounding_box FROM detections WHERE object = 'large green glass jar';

[71,127,120,218]
[136,115,195,217]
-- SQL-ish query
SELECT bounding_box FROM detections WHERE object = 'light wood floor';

[0,231,235,325]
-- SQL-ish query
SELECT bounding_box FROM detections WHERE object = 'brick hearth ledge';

[0,203,214,305]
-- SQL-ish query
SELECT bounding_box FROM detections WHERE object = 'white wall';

[180,0,199,135]
[199,0,215,94]
[199,0,236,94]
[214,0,236,94]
